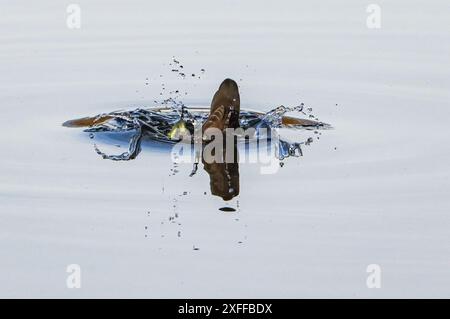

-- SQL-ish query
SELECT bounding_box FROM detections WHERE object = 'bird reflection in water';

[202,137,239,201]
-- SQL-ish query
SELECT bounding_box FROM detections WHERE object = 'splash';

[63,58,331,163]
[65,104,331,162]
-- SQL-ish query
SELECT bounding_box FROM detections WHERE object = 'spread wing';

[62,115,113,128]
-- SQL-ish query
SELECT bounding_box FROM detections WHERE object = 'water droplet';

[219,207,236,212]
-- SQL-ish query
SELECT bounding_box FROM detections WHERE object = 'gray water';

[1,0,449,298]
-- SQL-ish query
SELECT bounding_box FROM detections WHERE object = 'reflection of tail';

[202,140,239,201]
[203,160,239,201]
[62,115,113,128]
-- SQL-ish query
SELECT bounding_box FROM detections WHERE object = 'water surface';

[1,0,449,298]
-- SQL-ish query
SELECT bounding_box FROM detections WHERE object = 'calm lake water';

[0,0,449,297]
